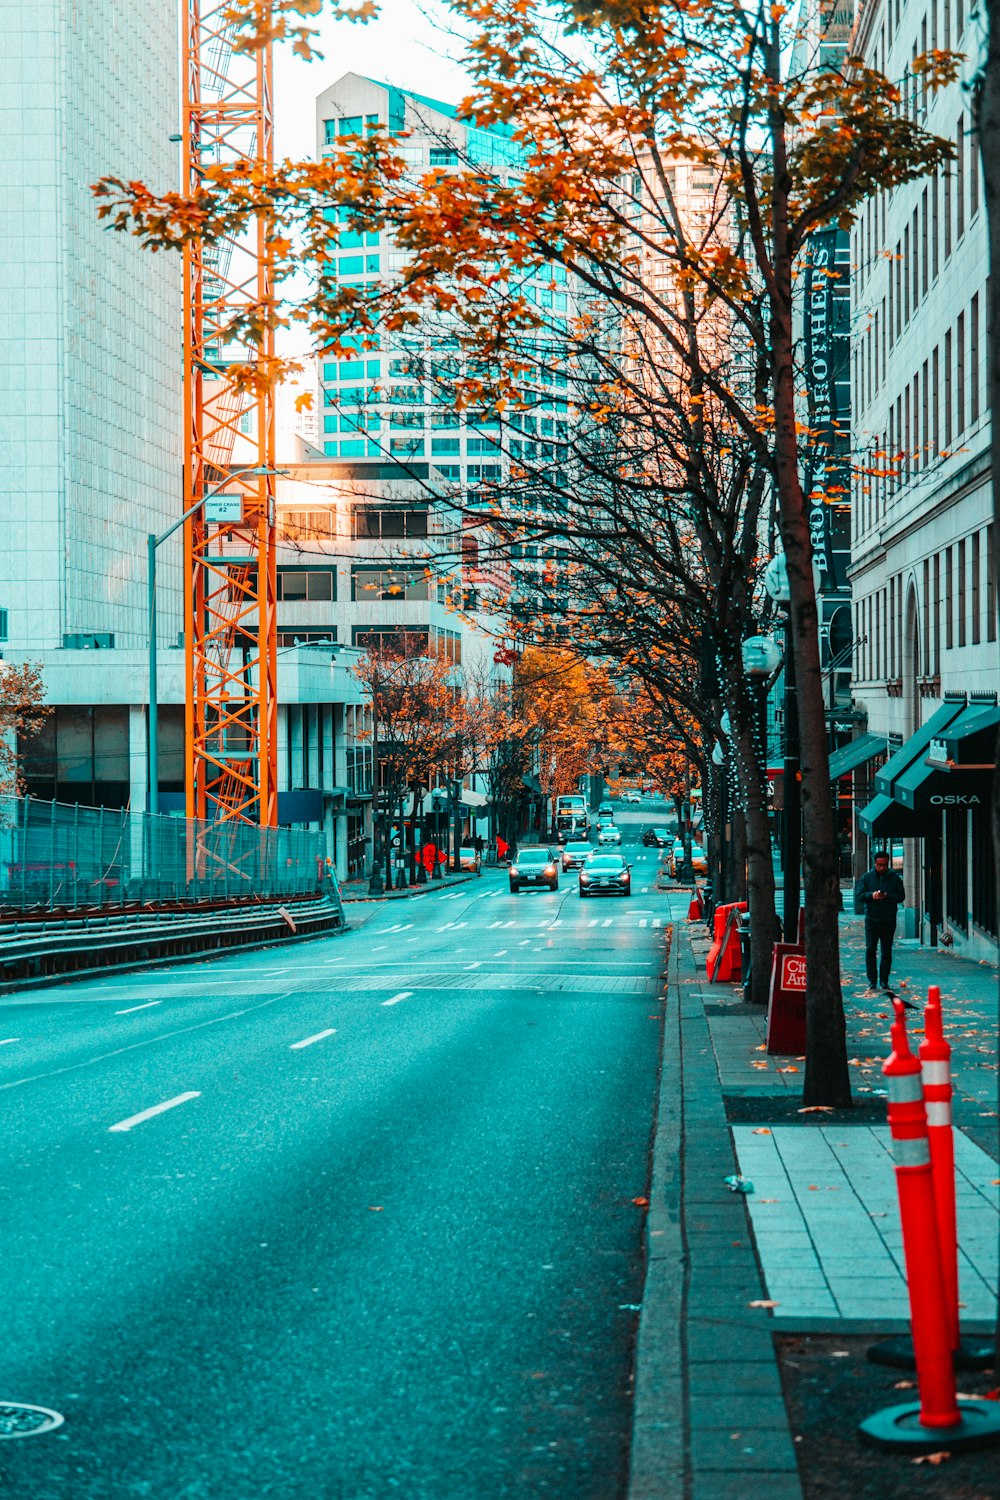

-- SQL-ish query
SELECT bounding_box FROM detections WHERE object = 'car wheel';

[509,882,520,893]
[550,880,558,891]
[579,888,588,898]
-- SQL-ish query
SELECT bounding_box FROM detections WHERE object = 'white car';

[620,790,642,804]
[597,823,622,846]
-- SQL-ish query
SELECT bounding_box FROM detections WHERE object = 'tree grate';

[0,1403,65,1439]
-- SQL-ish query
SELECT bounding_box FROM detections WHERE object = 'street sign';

[205,494,243,523]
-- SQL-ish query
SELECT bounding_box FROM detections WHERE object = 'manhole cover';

[0,1403,65,1439]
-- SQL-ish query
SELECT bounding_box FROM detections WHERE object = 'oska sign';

[929,793,982,806]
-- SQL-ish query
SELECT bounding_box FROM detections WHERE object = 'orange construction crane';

[181,0,278,828]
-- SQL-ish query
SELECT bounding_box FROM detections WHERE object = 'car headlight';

[580,873,591,883]
[510,866,519,877]
[545,864,556,874]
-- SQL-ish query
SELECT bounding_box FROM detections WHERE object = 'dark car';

[641,826,672,847]
[509,846,560,893]
[561,840,592,871]
[579,852,631,898]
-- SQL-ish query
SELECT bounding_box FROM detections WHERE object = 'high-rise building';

[0,0,184,654]
[848,0,997,959]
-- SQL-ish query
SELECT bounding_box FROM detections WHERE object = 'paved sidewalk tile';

[733,1123,999,1323]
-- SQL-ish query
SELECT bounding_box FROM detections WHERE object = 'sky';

[273,0,473,160]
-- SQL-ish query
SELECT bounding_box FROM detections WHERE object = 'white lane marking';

[519,940,530,946]
[639,919,648,928]
[488,920,503,929]
[653,918,662,928]
[587,919,599,927]
[641,887,649,893]
[452,922,467,929]
[436,922,456,931]
[115,1001,162,1015]
[290,1028,337,1050]
[502,920,516,928]
[495,949,508,956]
[391,922,413,932]
[602,918,613,927]
[371,945,387,952]
[0,1038,20,1046]
[324,957,346,964]
[464,961,482,970]
[108,1091,201,1133]
[382,991,413,1007]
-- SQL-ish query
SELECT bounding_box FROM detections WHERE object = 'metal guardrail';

[0,891,347,990]
[0,795,326,912]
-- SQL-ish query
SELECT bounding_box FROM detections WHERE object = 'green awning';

[874,699,967,798]
[857,793,928,838]
[828,733,887,780]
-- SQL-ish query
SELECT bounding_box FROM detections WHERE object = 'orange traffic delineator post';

[868,985,993,1373]
[687,888,703,922]
[858,1000,1000,1454]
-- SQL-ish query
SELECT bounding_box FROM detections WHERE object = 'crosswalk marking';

[653,917,662,928]
[602,918,613,927]
[488,920,503,928]
[639,918,648,927]
[587,919,599,927]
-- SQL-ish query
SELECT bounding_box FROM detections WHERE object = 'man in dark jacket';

[855,850,906,994]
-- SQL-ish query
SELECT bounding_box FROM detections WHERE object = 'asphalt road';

[0,803,676,1500]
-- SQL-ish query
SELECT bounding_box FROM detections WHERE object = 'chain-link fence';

[0,796,328,911]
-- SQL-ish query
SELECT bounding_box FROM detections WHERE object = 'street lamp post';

[764,554,817,944]
[430,787,445,879]
[146,465,285,816]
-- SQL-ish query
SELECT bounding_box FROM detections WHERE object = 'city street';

[0,815,672,1499]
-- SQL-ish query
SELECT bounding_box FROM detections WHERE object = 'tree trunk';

[731,809,748,904]
[770,194,852,1107]
[970,0,1000,1369]
[733,718,782,1005]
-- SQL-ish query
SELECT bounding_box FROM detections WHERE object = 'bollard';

[920,985,958,1353]
[868,985,993,1372]
[858,999,1000,1453]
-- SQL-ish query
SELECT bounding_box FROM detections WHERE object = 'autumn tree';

[97,0,959,1102]
[0,663,50,803]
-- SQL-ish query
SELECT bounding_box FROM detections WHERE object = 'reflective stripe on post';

[919,985,959,1353]
[883,999,961,1430]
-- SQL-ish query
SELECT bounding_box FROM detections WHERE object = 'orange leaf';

[752,1127,772,1135]
[748,1299,779,1308]
[912,1452,951,1465]
[632,1196,649,1207]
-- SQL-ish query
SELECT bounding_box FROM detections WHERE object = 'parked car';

[561,840,592,871]
[597,823,622,846]
[620,790,642,804]
[667,839,709,878]
[509,846,559,893]
[459,847,481,873]
[641,827,672,847]
[579,852,631,898]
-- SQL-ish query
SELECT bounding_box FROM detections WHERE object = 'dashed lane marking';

[290,1028,337,1050]
[382,992,413,1007]
[464,962,482,970]
[0,1038,20,1046]
[108,1092,201,1134]
[602,918,613,927]
[115,1001,162,1015]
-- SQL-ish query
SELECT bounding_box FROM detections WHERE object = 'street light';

[763,554,819,943]
[147,466,286,816]
[430,786,445,880]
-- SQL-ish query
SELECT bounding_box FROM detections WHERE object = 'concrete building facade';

[848,0,997,958]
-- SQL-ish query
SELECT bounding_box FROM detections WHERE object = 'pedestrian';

[473,832,484,856]
[854,849,906,996]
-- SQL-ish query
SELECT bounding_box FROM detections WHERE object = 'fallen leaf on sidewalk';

[748,1299,779,1308]
[631,1197,649,1207]
[912,1452,951,1466]
[758,1198,781,1203]
[755,1043,767,1052]
[893,1380,916,1389]
[752,1127,772,1135]
[751,1061,769,1070]
[798,1106,834,1114]
[777,1066,799,1073]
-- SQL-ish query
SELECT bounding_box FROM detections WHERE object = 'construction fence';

[0,795,329,912]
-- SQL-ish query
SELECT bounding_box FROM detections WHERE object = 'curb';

[341,872,478,903]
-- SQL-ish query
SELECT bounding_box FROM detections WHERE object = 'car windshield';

[654,829,670,838]
[516,850,551,865]
[586,855,625,870]
[566,843,591,854]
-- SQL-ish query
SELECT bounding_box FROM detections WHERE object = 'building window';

[987,525,997,642]
[0,607,7,641]
[278,628,337,647]
[351,625,430,656]
[351,566,429,601]
[971,531,981,644]
[958,537,967,646]
[944,165,952,259]
[932,345,940,452]
[279,510,336,542]
[932,552,941,673]
[276,568,335,602]
[351,506,429,540]
[946,546,954,649]
[945,329,953,448]
[957,313,965,433]
[970,294,980,422]
[957,114,965,240]
[429,146,458,166]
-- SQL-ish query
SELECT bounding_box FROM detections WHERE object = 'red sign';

[780,952,807,991]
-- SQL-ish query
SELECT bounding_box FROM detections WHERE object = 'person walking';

[854,850,906,996]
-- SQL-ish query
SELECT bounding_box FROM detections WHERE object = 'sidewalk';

[629,894,998,1500]
[339,869,478,903]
